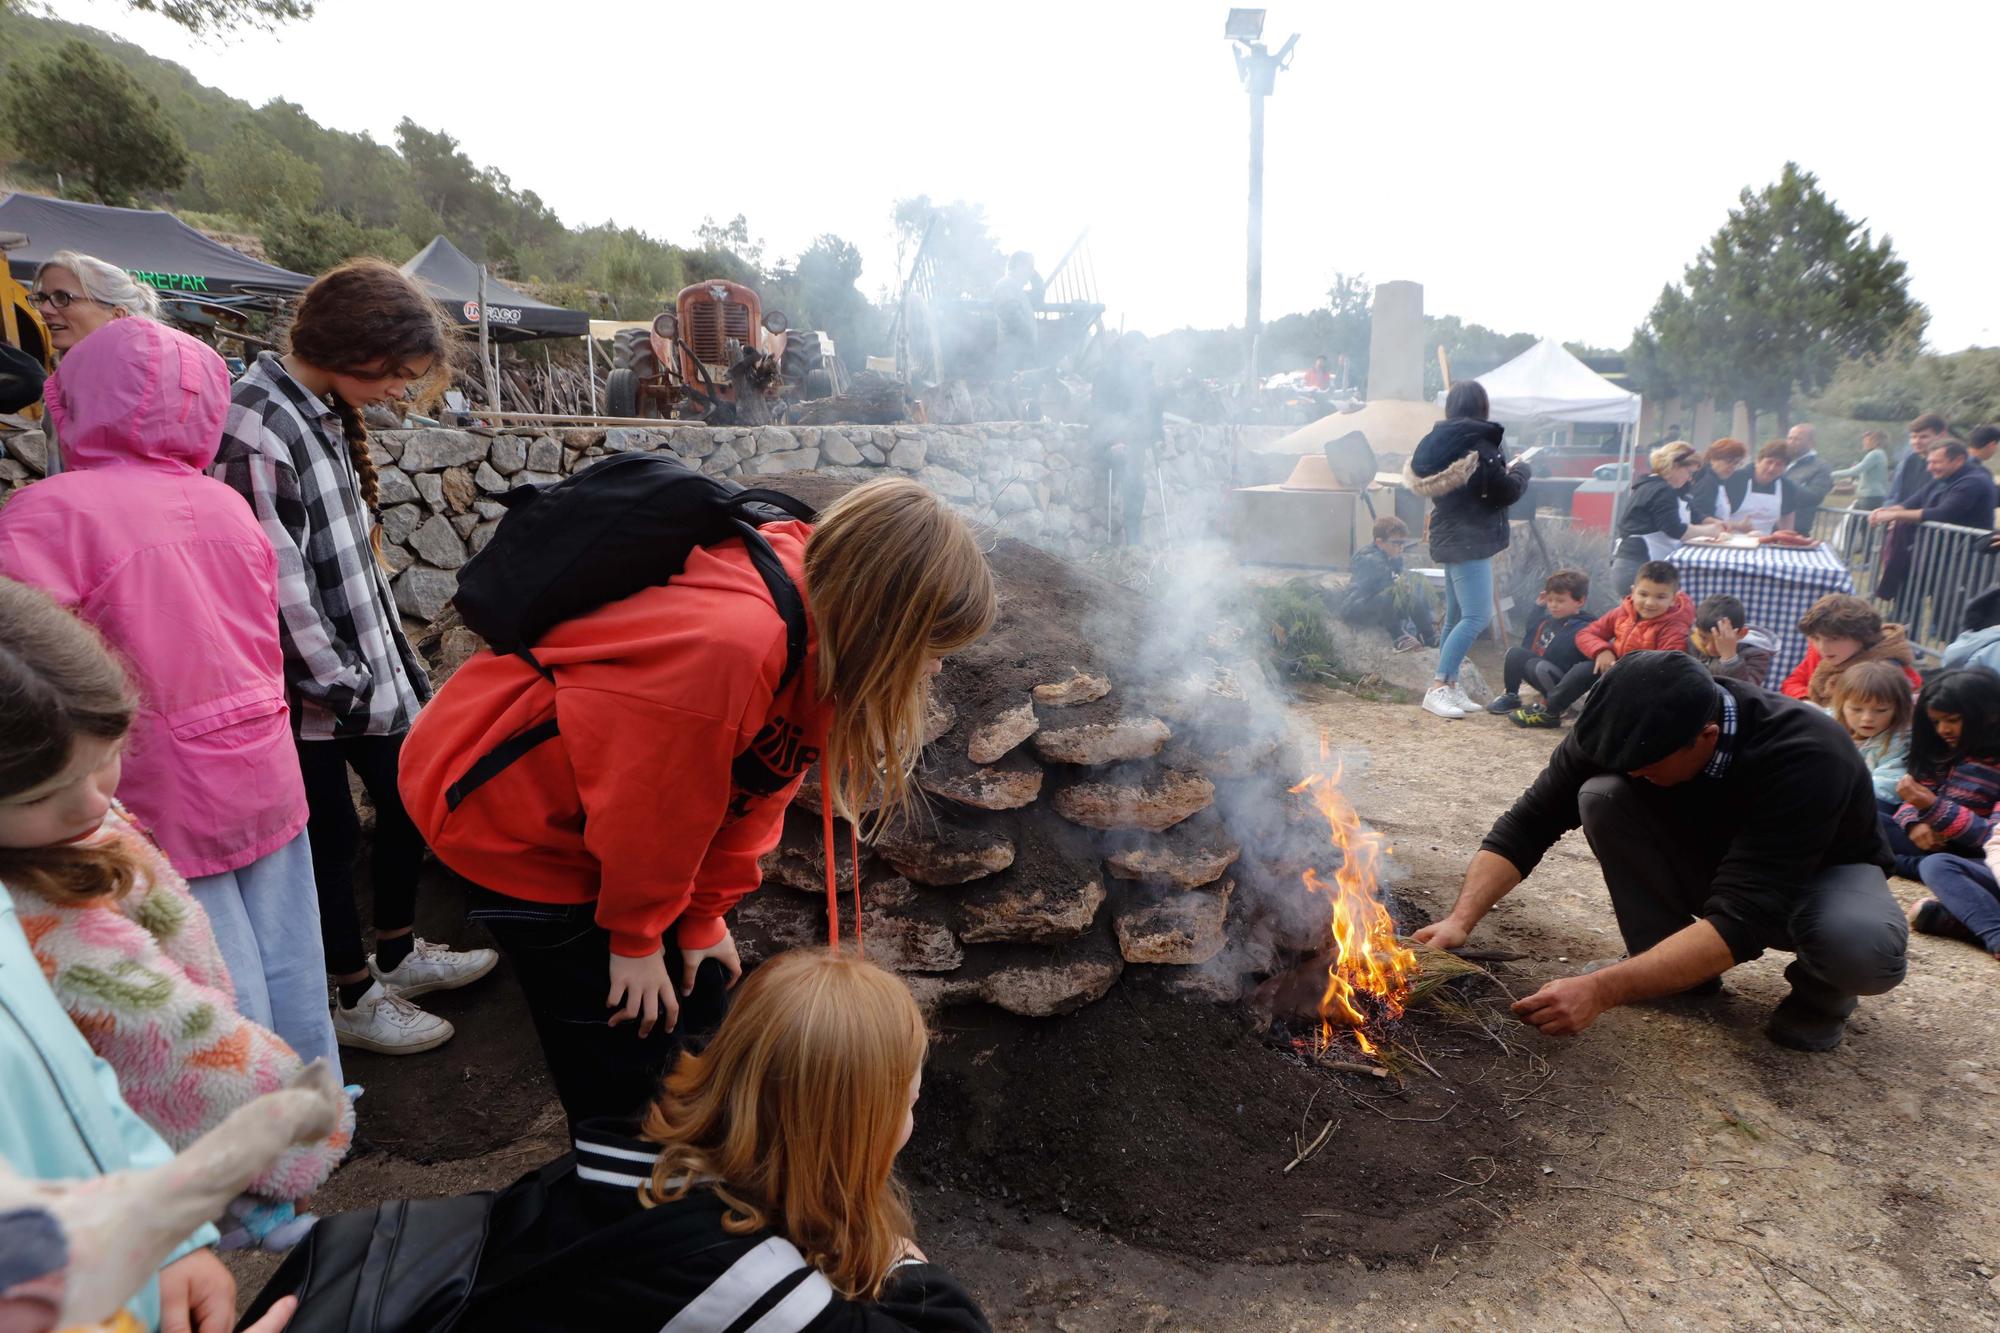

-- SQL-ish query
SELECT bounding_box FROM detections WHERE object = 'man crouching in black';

[1414,650,1908,1051]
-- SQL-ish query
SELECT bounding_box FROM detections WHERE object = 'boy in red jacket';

[1576,559,1696,673]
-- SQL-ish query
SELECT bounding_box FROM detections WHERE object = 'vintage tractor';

[0,231,54,421]
[604,279,835,425]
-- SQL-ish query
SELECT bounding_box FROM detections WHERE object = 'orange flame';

[1290,741,1417,1055]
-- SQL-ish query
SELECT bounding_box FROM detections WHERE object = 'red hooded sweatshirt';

[1575,590,1696,659]
[398,521,828,958]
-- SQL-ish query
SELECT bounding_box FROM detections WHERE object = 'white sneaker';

[1422,685,1466,719]
[370,937,499,999]
[333,982,454,1055]
[1445,683,1479,714]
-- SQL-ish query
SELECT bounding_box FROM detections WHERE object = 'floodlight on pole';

[1228,12,1297,390]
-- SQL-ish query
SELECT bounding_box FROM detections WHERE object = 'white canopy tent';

[1459,337,1644,515]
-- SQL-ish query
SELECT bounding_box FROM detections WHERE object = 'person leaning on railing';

[1869,440,1998,603]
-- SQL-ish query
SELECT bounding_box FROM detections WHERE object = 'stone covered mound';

[738,474,1306,1017]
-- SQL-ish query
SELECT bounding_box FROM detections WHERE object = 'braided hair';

[283,259,456,538]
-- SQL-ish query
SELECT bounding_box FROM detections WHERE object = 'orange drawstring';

[821,786,840,955]
[850,825,864,956]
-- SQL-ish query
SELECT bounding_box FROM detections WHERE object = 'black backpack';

[442,452,816,812]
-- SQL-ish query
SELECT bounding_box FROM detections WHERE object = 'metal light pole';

[1227,9,1298,390]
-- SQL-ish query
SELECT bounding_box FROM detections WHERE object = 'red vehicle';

[605,279,833,424]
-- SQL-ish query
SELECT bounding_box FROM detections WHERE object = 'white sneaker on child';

[333,982,454,1055]
[1422,685,1466,719]
[369,937,499,998]
[1445,683,1479,714]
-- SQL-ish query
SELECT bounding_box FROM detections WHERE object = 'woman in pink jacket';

[0,317,335,1076]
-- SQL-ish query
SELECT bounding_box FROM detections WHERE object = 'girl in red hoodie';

[399,477,996,1126]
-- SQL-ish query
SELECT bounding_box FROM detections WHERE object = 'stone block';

[518,469,563,487]
[474,461,506,492]
[1034,716,1171,766]
[527,436,563,472]
[874,819,1014,886]
[821,430,863,466]
[917,753,1043,811]
[754,426,795,456]
[858,878,963,973]
[392,567,458,621]
[1103,831,1240,890]
[3,430,48,476]
[1053,768,1214,832]
[475,499,509,520]
[747,448,820,475]
[415,471,445,510]
[397,428,488,472]
[381,542,413,575]
[470,521,500,555]
[888,436,927,470]
[604,427,660,454]
[1033,672,1110,707]
[380,503,422,547]
[1114,879,1234,965]
[967,700,1038,764]
[992,481,1037,515]
[440,466,477,513]
[377,466,419,506]
[957,874,1105,945]
[671,428,716,460]
[861,443,886,464]
[449,512,478,538]
[917,464,974,500]
[489,436,528,474]
[409,515,468,569]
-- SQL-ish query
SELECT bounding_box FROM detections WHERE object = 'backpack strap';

[734,518,810,693]
[446,718,562,812]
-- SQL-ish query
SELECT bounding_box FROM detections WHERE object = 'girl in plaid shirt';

[212,261,496,1056]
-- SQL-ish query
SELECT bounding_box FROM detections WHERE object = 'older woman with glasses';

[29,251,161,473]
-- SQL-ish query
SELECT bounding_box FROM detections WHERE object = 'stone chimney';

[1365,280,1425,403]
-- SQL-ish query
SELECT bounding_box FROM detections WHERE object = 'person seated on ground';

[1611,442,1717,594]
[1573,560,1694,691]
[1869,438,1997,531]
[1486,568,1594,728]
[1722,440,1799,536]
[451,949,992,1332]
[1883,669,2000,880]
[1336,515,1435,651]
[1414,651,1908,1052]
[1832,660,1915,813]
[1779,593,1921,706]
[0,579,354,1254]
[1943,586,2000,675]
[1689,438,1748,526]
[1685,593,1778,688]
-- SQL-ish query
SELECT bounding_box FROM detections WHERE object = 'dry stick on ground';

[1437,1157,1499,1198]
[1283,1119,1338,1174]
[1497,1239,1635,1333]
[1346,1090,1461,1123]
[1317,1058,1390,1079]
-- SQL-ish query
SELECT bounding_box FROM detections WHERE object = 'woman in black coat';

[1612,440,1706,594]
[1404,381,1530,719]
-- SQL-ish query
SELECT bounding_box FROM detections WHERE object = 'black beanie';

[1571,651,1722,771]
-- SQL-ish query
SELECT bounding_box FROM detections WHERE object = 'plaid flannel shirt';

[211,353,430,740]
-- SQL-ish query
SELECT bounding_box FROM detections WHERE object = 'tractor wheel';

[781,331,827,394]
[612,327,660,377]
[605,367,640,418]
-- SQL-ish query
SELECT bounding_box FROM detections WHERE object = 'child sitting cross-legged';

[1831,659,1915,812]
[1336,515,1435,652]
[0,578,354,1252]
[1485,568,1594,727]
[1530,560,1693,729]
[1780,593,1921,707]
[1686,593,1780,688]
[1885,669,2000,881]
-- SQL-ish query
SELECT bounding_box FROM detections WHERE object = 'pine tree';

[0,40,190,205]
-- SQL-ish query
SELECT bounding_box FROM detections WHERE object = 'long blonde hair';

[640,950,929,1299]
[803,478,996,831]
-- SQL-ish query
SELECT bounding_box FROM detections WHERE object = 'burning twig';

[1447,946,1526,963]
[1282,1118,1337,1174]
[1316,1058,1390,1079]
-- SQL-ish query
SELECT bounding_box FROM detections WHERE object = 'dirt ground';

[229,665,2000,1331]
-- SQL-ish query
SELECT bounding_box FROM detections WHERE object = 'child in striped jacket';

[1887,670,2000,876]
[0,578,353,1246]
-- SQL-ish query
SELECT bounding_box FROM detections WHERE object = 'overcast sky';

[56,0,1997,350]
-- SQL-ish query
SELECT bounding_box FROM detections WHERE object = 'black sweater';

[1518,610,1593,673]
[1480,681,1891,963]
[1404,418,1529,564]
[1614,474,1691,560]
[459,1126,993,1333]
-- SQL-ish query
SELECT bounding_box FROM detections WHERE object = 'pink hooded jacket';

[0,319,307,877]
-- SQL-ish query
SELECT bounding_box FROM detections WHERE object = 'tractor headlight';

[652,311,679,340]
[762,310,789,335]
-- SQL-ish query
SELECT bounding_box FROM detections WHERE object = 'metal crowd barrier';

[1813,507,1995,652]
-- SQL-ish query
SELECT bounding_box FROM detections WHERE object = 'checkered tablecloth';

[1670,542,1855,681]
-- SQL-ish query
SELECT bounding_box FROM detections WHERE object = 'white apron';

[1736,484,1782,535]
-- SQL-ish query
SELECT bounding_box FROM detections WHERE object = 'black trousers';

[1503,649,1596,714]
[466,887,730,1131]
[296,734,425,977]
[1342,587,1436,645]
[1577,774,1908,1009]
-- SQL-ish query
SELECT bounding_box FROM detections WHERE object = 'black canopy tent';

[0,192,312,298]
[400,235,588,342]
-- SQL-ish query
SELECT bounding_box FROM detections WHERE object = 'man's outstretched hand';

[1411,918,1470,951]
[1510,974,1608,1037]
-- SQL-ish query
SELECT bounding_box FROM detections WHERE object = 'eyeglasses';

[28,289,104,311]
